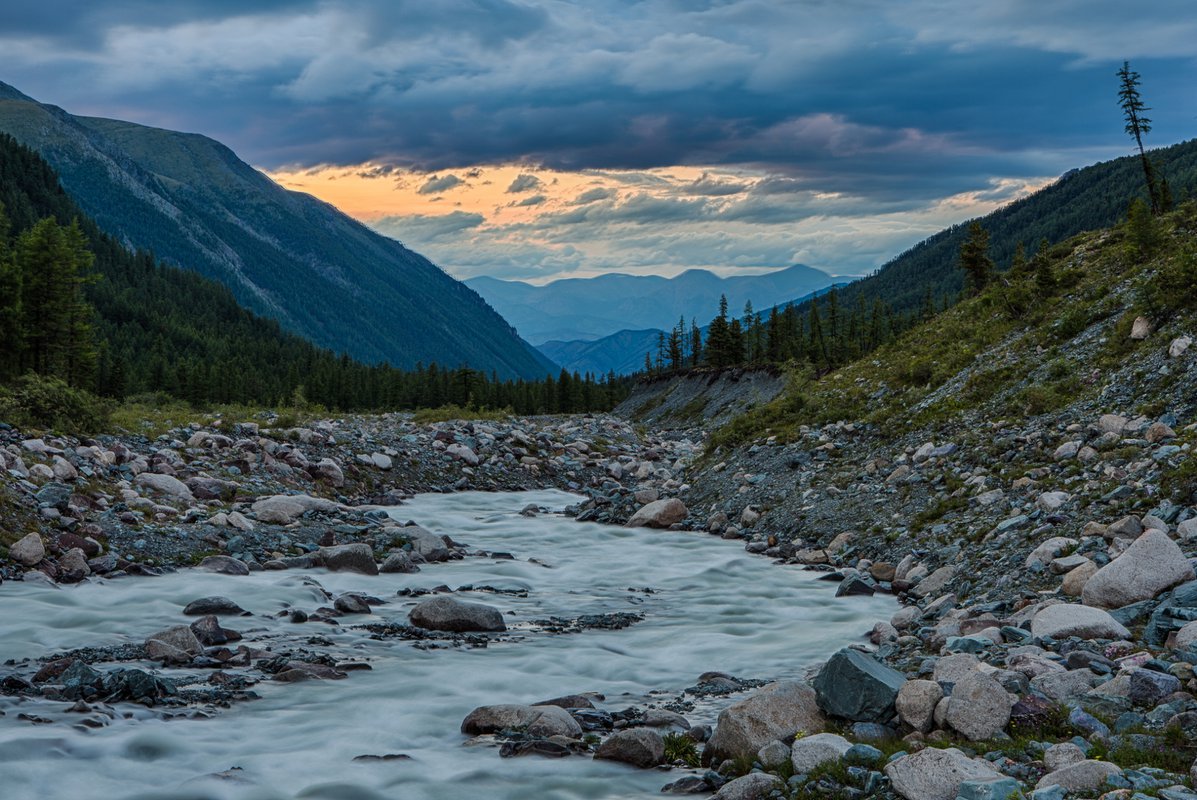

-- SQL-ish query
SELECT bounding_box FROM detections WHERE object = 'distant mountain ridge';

[0,80,555,379]
[466,263,843,345]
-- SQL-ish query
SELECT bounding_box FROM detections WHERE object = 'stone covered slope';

[570,209,1197,796]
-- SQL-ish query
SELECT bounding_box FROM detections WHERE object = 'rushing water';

[0,490,895,800]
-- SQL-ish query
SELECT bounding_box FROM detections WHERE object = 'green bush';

[662,732,700,767]
[0,373,112,433]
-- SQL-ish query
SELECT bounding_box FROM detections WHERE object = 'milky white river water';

[0,490,894,800]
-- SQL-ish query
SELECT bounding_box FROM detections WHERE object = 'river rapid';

[0,490,895,800]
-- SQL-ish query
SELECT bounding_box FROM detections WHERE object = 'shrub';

[662,732,700,767]
[0,373,112,433]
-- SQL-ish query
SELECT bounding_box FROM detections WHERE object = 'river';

[0,489,895,800]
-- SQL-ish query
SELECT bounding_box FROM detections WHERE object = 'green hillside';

[0,133,623,419]
[0,81,556,380]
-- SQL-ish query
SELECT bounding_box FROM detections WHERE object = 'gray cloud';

[417,174,465,195]
[506,173,542,193]
[2,0,1194,282]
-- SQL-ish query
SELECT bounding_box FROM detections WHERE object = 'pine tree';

[958,221,994,295]
[1117,61,1160,213]
[689,318,702,366]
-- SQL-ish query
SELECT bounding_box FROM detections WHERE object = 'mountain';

[797,138,1197,320]
[0,81,555,380]
[466,264,841,345]
[537,330,665,377]
[0,132,621,416]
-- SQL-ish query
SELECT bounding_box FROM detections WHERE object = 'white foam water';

[0,489,894,800]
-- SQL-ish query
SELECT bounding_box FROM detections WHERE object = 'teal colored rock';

[813,648,906,722]
[956,775,1024,800]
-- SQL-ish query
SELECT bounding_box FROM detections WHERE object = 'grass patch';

[662,732,700,767]
[410,404,514,423]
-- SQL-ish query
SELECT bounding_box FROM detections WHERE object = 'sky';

[2,1,1195,283]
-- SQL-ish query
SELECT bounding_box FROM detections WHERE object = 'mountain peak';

[0,81,35,102]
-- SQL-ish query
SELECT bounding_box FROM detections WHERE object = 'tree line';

[0,134,627,418]
[637,60,1187,379]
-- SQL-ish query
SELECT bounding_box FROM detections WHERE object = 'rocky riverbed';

[4,385,1197,799]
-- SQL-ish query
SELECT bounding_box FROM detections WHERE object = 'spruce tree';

[1117,61,1161,213]
[958,221,994,295]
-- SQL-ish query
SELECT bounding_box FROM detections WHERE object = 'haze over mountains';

[466,264,842,346]
[0,81,554,380]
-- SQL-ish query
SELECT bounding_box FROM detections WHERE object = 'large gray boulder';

[134,472,195,502]
[1030,603,1130,640]
[626,498,687,529]
[884,747,1001,800]
[409,596,506,632]
[789,732,852,772]
[145,625,202,662]
[594,728,665,768]
[251,494,343,524]
[318,543,378,575]
[702,680,826,766]
[403,526,451,562]
[943,672,1015,740]
[1035,760,1121,792]
[1082,529,1194,609]
[895,679,943,733]
[712,774,783,800]
[813,648,906,722]
[461,704,581,737]
[9,532,46,566]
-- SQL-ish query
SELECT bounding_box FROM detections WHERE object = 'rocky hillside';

[557,204,1197,796]
[0,82,555,379]
[615,367,786,429]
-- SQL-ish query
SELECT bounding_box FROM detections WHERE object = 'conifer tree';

[958,221,994,295]
[1117,61,1161,213]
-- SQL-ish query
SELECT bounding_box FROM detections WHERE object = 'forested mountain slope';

[0,81,555,379]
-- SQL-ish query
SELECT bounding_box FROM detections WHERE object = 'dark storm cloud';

[2,0,1194,205]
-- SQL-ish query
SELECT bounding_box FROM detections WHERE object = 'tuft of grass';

[662,732,700,767]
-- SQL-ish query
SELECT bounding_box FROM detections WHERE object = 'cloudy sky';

[4,1,1195,282]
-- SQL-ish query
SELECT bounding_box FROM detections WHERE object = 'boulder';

[446,443,479,465]
[813,648,906,722]
[712,774,783,800]
[133,472,194,502]
[198,555,250,576]
[1030,603,1130,640]
[626,498,688,529]
[895,679,943,733]
[183,597,246,616]
[884,747,1001,800]
[1176,619,1197,650]
[789,732,852,772]
[593,728,665,768]
[59,548,90,579]
[943,672,1015,740]
[1061,561,1098,596]
[402,526,451,562]
[1127,668,1181,707]
[1043,742,1086,771]
[319,543,379,575]
[313,458,345,486]
[1081,529,1194,609]
[1130,315,1152,340]
[460,704,581,737]
[380,551,420,573]
[145,625,202,662]
[1035,760,1120,792]
[250,494,342,524]
[9,532,46,566]
[409,596,506,632]
[702,680,826,765]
